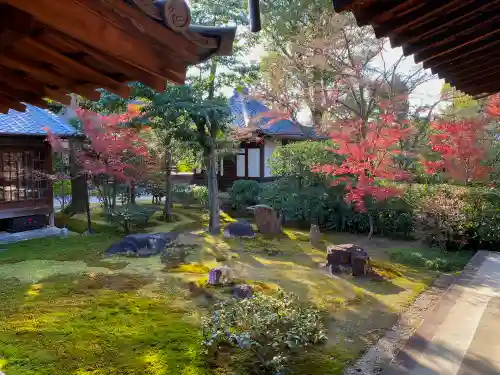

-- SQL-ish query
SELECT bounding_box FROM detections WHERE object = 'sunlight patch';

[0,260,111,283]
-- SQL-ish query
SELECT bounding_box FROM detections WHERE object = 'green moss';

[389,247,473,272]
[0,235,117,265]
[0,274,208,375]
[169,263,210,274]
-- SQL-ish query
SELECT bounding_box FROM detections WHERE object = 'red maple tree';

[424,119,490,184]
[315,110,411,237]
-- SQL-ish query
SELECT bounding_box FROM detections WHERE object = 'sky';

[241,40,445,125]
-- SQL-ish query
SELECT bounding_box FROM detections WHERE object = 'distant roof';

[0,105,78,137]
[229,89,324,140]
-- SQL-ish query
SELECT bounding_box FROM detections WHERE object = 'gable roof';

[228,89,324,139]
[0,104,77,137]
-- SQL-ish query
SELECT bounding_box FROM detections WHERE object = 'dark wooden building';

[332,0,500,97]
[0,105,77,231]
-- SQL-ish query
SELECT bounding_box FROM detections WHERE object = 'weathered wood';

[19,37,131,97]
[3,0,188,82]
[0,94,26,112]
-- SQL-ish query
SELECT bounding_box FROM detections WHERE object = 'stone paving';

[384,251,500,375]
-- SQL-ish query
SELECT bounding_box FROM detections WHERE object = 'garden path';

[384,251,500,375]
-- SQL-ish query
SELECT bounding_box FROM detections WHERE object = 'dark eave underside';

[0,0,235,113]
[332,0,500,97]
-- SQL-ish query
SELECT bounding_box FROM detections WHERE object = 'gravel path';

[343,273,456,375]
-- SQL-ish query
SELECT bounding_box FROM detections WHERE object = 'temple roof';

[0,0,236,113]
[0,105,77,137]
[229,89,324,140]
[332,0,500,97]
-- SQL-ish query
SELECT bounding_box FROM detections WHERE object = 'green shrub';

[389,248,473,272]
[228,180,261,211]
[202,292,327,374]
[103,204,157,234]
[172,184,208,205]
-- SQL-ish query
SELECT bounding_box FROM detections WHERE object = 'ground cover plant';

[0,205,448,375]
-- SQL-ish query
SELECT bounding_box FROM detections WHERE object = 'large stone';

[232,284,253,299]
[106,232,178,257]
[251,205,282,236]
[223,220,255,238]
[352,255,371,276]
[208,265,233,285]
[161,245,190,268]
[327,244,351,265]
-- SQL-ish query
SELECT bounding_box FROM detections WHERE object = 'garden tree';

[424,120,491,185]
[440,83,484,119]
[315,110,411,239]
[188,0,260,97]
[424,93,500,186]
[134,84,202,221]
[49,109,152,212]
[257,6,432,129]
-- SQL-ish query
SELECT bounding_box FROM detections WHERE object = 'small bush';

[229,180,261,211]
[172,184,208,205]
[202,292,327,374]
[103,204,157,234]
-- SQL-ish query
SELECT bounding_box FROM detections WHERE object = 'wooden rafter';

[3,0,188,82]
[332,0,500,95]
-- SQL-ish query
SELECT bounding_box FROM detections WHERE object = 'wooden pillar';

[259,141,265,180]
[244,142,249,178]
[48,212,55,226]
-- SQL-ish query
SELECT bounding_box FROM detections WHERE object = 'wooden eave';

[0,0,236,113]
[331,0,500,96]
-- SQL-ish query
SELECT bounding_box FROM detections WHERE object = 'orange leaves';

[317,110,410,211]
[426,119,491,183]
[485,93,500,117]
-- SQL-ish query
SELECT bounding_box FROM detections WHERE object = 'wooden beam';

[423,38,500,70]
[39,29,169,91]
[447,65,500,86]
[374,0,473,39]
[433,48,500,76]
[0,94,26,112]
[416,20,500,64]
[259,141,265,179]
[18,37,131,98]
[392,1,500,48]
[0,50,72,88]
[4,0,189,83]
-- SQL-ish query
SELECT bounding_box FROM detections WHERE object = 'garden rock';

[309,224,321,248]
[208,265,232,285]
[223,220,255,238]
[232,284,253,299]
[251,204,282,236]
[106,232,177,257]
[326,243,371,277]
[161,244,195,268]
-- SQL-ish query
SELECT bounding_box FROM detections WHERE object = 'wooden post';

[259,141,265,180]
[244,142,249,178]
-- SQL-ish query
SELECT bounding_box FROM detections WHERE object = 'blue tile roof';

[0,104,78,137]
[228,88,323,139]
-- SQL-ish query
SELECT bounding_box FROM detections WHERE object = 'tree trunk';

[206,149,220,234]
[67,139,87,213]
[130,183,136,204]
[111,179,117,210]
[84,174,93,233]
[163,148,173,221]
[367,212,374,240]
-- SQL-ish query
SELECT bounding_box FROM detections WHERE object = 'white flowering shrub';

[202,292,327,374]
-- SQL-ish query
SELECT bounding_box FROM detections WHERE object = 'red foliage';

[315,113,411,212]
[46,109,152,183]
[425,119,490,184]
[485,93,500,117]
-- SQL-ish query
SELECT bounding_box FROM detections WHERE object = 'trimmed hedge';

[230,178,500,251]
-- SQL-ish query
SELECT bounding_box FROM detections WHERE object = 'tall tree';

[257,7,432,129]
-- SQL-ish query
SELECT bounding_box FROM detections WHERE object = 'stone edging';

[343,251,487,375]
